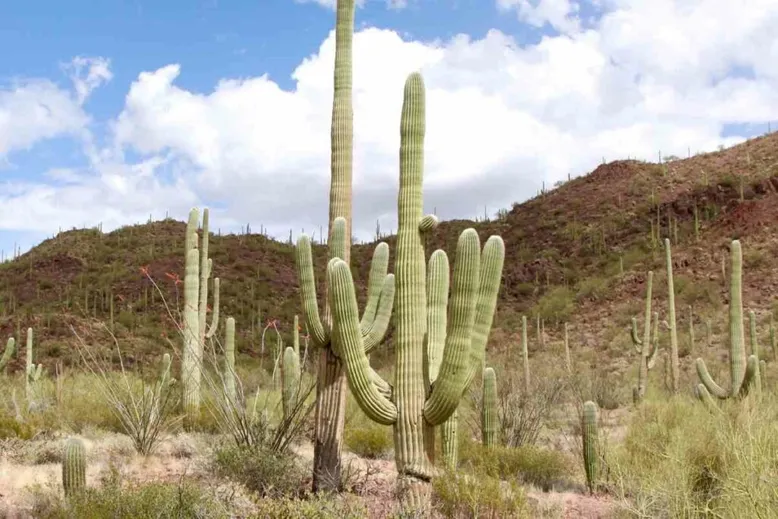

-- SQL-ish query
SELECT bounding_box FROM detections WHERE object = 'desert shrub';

[28,470,227,519]
[576,276,612,303]
[344,421,392,459]
[432,469,529,518]
[251,494,368,518]
[212,443,306,498]
[495,372,567,447]
[536,286,575,323]
[458,440,574,491]
[609,394,778,517]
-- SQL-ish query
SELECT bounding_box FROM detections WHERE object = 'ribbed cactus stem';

[182,225,201,428]
[62,438,86,497]
[582,401,598,494]
[564,323,571,374]
[695,240,757,403]
[282,346,301,419]
[25,327,42,404]
[481,367,497,448]
[665,240,680,393]
[223,317,236,403]
[441,411,458,470]
[521,316,530,391]
[293,315,300,356]
[749,310,761,395]
[631,271,655,403]
[0,337,15,371]
[327,72,505,509]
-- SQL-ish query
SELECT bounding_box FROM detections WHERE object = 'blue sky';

[0,0,776,258]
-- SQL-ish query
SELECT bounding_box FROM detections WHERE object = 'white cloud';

[3,0,778,249]
[64,56,113,105]
[497,0,582,34]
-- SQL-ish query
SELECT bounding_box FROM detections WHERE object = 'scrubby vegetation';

[2,0,778,517]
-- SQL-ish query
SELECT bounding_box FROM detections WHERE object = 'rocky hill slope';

[1,131,777,388]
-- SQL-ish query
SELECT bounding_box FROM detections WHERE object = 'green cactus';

[282,346,301,419]
[582,400,598,494]
[293,315,300,357]
[441,411,458,470]
[223,317,237,404]
[0,337,15,372]
[327,73,505,508]
[521,316,530,391]
[564,322,571,374]
[695,240,759,404]
[182,208,221,429]
[770,316,777,360]
[62,438,86,497]
[631,271,658,403]
[481,367,497,448]
[665,240,680,393]
[25,328,43,406]
[748,310,762,395]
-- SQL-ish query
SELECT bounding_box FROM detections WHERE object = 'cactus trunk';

[62,438,86,497]
[582,401,598,494]
[481,367,497,447]
[665,240,680,393]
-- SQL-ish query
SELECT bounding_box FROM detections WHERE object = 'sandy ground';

[0,432,615,518]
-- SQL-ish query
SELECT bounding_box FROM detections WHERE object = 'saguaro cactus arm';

[695,240,752,400]
[0,337,15,370]
[328,257,398,425]
[423,230,481,426]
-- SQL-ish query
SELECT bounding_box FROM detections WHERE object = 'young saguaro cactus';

[327,73,505,508]
[25,328,43,405]
[631,271,659,403]
[182,208,221,429]
[0,337,15,372]
[282,346,301,419]
[62,438,86,497]
[695,240,759,404]
[223,317,237,404]
[665,240,680,393]
[481,367,497,448]
[582,401,599,494]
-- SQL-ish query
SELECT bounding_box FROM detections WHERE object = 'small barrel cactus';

[62,438,86,497]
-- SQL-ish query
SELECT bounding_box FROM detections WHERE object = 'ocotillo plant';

[631,271,658,403]
[182,207,221,429]
[665,239,680,393]
[695,240,759,405]
[481,367,497,447]
[62,438,86,497]
[293,0,372,490]
[0,337,15,371]
[582,401,598,494]
[327,73,505,508]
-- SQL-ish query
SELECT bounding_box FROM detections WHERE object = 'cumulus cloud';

[3,0,778,249]
[497,0,582,34]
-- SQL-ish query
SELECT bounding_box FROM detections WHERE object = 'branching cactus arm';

[328,258,398,425]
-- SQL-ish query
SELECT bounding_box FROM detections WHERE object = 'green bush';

[459,441,574,491]
[212,444,306,498]
[344,422,393,459]
[432,469,529,518]
[252,494,368,518]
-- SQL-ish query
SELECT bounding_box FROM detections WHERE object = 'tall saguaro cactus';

[328,73,505,508]
[695,240,759,404]
[665,239,680,393]
[182,208,221,429]
[293,0,393,491]
[631,271,659,403]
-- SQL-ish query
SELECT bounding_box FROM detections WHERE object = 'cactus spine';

[481,367,497,447]
[0,337,15,372]
[182,208,220,429]
[328,73,505,508]
[665,240,680,393]
[62,438,86,497]
[631,271,658,403]
[582,401,598,494]
[695,240,759,403]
